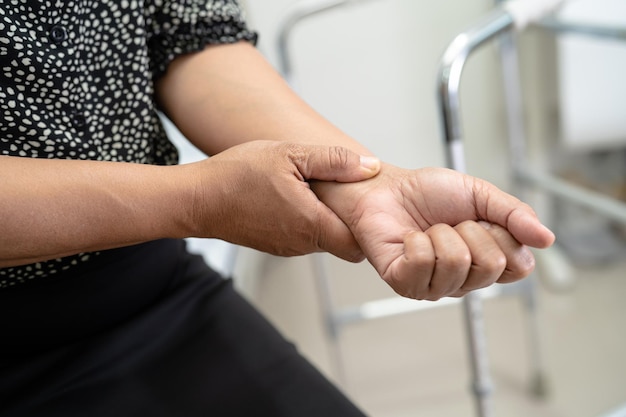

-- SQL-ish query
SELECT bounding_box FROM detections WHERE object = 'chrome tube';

[437,8,515,173]
[496,29,551,399]
[310,253,348,386]
[334,286,502,326]
[462,292,494,417]
[436,9,520,417]
[537,18,626,40]
[516,168,626,225]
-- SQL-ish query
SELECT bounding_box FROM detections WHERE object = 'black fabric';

[0,240,367,417]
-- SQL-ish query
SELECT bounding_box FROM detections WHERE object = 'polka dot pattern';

[0,0,257,289]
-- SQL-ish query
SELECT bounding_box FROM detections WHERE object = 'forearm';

[156,42,374,157]
[0,156,196,267]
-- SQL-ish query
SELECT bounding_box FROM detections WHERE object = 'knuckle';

[482,252,507,274]
[440,251,471,270]
[455,220,475,231]
[283,142,306,162]
[427,223,448,233]
[385,275,415,300]
[507,249,536,280]
[470,278,493,291]
[327,146,351,170]
[492,253,508,272]
[425,293,443,302]
[516,257,536,278]
[416,256,436,271]
[411,292,427,301]
[423,282,447,301]
[345,252,366,263]
[392,286,412,299]
[406,248,436,270]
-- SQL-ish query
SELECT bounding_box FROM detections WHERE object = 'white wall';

[243,0,510,184]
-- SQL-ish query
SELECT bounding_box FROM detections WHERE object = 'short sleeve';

[146,0,258,80]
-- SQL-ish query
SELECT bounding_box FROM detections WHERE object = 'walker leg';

[497,28,551,400]
[462,292,495,417]
[311,253,348,387]
[523,277,550,398]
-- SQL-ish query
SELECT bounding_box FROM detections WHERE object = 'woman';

[0,1,554,416]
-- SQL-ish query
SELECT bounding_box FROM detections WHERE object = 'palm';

[346,166,483,276]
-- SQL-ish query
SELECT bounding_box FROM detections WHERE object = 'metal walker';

[271,0,626,415]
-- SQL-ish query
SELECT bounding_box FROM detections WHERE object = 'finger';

[315,200,366,263]
[471,178,555,249]
[288,143,381,182]
[505,208,555,249]
[453,221,506,291]
[477,221,536,283]
[424,224,472,300]
[449,289,469,298]
[385,230,435,299]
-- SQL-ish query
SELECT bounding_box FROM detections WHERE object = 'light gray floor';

[242,251,626,417]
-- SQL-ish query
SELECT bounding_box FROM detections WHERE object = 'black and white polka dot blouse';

[0,0,257,289]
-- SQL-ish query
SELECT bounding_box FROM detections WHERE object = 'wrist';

[162,163,211,240]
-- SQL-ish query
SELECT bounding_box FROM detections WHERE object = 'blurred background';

[165,0,626,416]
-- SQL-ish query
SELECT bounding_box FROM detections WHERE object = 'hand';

[188,140,381,261]
[314,164,555,300]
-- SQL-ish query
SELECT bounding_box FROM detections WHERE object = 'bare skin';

[314,165,553,300]
[0,142,378,267]
[1,41,555,300]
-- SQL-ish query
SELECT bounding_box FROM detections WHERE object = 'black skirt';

[0,239,367,417]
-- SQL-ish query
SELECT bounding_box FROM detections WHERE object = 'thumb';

[315,200,366,263]
[505,209,555,249]
[473,178,555,249]
[294,145,380,182]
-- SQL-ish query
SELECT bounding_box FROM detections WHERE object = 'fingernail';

[360,156,380,172]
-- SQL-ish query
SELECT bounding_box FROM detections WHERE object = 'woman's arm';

[0,144,377,268]
[0,156,194,267]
